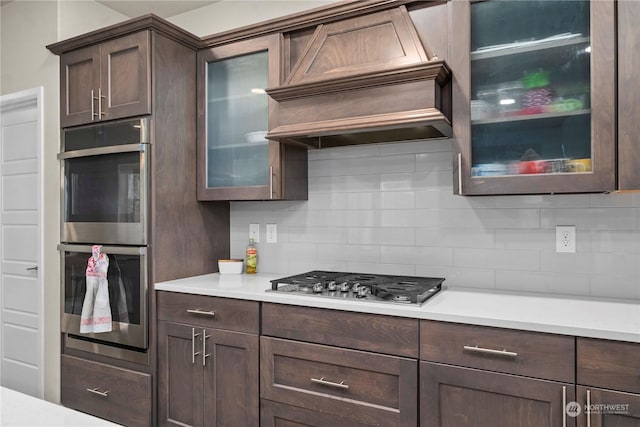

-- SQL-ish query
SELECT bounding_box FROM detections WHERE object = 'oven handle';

[58,143,147,160]
[57,243,146,256]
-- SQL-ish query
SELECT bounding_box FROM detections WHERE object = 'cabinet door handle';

[186,309,215,317]
[86,387,109,397]
[202,330,211,367]
[98,87,106,117]
[457,152,463,196]
[191,328,200,364]
[26,266,38,271]
[562,385,567,427]
[586,389,591,427]
[463,345,518,358]
[91,89,98,120]
[269,166,274,200]
[310,377,349,390]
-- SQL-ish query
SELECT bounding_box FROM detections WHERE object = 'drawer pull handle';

[310,377,349,390]
[186,309,216,317]
[463,345,518,358]
[86,387,109,397]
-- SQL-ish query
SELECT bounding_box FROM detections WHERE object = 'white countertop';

[0,387,120,426]
[155,273,640,343]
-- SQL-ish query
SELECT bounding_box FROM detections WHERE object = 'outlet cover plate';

[249,223,260,243]
[266,224,277,243]
[556,225,576,253]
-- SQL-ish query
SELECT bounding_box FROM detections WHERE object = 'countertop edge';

[155,273,640,343]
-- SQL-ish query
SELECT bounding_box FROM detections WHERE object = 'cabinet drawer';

[261,400,375,427]
[577,337,640,394]
[260,337,417,427]
[61,355,151,427]
[262,303,419,357]
[157,291,259,333]
[420,320,575,382]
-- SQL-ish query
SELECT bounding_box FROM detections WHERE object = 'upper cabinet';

[618,0,640,191]
[59,31,151,128]
[452,0,616,195]
[196,34,308,201]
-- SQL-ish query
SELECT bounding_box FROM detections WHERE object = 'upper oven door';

[59,118,149,245]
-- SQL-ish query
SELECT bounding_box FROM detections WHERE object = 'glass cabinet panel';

[205,50,269,189]
[470,0,591,178]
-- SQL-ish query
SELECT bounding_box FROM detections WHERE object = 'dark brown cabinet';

[419,320,576,427]
[421,362,574,427]
[451,0,616,195]
[61,355,152,427]
[576,338,640,426]
[196,34,307,201]
[261,303,419,427]
[157,292,259,427]
[617,0,640,190]
[59,31,151,127]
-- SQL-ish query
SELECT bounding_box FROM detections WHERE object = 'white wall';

[168,0,335,36]
[230,139,640,301]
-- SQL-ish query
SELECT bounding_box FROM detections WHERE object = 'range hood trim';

[267,60,451,102]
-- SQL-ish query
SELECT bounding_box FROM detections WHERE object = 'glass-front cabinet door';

[452,0,615,195]
[197,34,282,200]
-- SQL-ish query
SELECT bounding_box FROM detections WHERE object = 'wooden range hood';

[266,5,452,149]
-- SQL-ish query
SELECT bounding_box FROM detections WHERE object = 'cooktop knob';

[351,283,361,293]
[356,286,370,298]
[339,282,350,292]
[312,282,325,293]
[327,280,337,291]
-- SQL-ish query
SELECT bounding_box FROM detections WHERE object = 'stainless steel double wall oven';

[59,117,150,364]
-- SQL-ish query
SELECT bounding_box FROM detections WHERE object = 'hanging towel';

[79,245,112,333]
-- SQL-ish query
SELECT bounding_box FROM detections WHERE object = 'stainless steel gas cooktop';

[268,271,445,305]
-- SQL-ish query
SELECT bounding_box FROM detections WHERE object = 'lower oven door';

[59,243,148,350]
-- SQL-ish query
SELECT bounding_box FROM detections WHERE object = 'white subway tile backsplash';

[381,191,415,209]
[230,141,640,300]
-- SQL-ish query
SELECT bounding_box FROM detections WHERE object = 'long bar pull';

[186,309,216,317]
[310,377,349,390]
[202,330,211,367]
[90,89,97,120]
[191,328,200,364]
[269,166,274,200]
[463,345,518,358]
[98,87,106,117]
[86,387,109,397]
[562,386,567,427]
[586,389,591,427]
[457,152,463,196]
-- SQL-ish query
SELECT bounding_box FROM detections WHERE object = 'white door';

[0,87,44,398]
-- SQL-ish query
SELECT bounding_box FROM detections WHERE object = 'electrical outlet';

[266,224,277,243]
[249,223,260,243]
[556,225,576,253]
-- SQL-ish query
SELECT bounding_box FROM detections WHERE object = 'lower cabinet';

[157,321,259,427]
[576,387,640,427]
[576,338,640,426]
[420,362,574,427]
[61,354,152,427]
[261,400,375,427]
[419,320,576,427]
